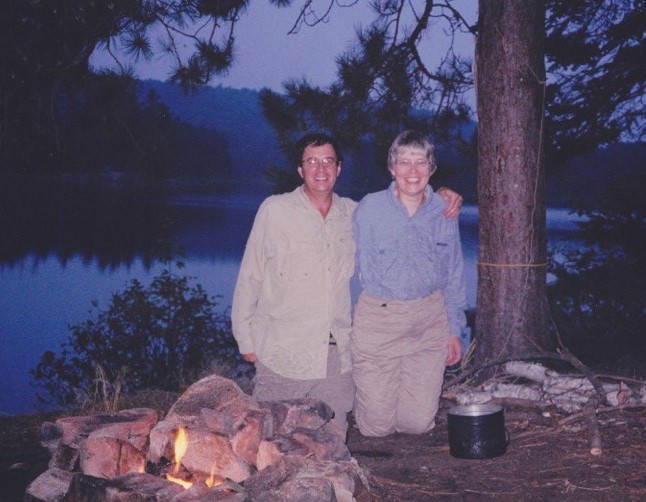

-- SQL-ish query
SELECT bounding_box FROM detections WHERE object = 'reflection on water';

[0,181,582,415]
[0,177,174,270]
[0,181,266,415]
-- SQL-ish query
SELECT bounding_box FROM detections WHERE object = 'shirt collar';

[387,181,434,213]
[296,185,344,219]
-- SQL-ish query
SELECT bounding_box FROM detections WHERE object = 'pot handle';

[505,428,511,446]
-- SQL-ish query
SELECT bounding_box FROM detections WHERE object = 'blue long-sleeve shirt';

[353,182,467,336]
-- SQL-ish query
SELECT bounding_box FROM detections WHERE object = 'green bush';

[30,267,244,409]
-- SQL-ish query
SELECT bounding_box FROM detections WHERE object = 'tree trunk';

[475,0,552,367]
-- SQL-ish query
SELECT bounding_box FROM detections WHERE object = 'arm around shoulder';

[436,187,463,220]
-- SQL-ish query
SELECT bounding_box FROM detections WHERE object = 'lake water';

[0,187,582,416]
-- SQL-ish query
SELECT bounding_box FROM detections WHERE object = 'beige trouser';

[351,290,450,437]
[252,344,354,436]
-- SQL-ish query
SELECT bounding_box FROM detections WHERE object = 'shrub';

[30,266,244,409]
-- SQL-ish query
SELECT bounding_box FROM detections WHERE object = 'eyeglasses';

[301,157,339,168]
[395,159,430,168]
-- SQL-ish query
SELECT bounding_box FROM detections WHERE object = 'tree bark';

[475,0,552,367]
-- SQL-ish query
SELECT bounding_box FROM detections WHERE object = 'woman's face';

[389,147,432,199]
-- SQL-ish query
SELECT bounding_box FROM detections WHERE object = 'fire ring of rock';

[26,375,371,501]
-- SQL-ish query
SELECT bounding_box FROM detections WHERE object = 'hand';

[242,352,258,363]
[436,187,463,220]
[445,336,462,366]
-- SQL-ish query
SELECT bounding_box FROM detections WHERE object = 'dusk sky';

[90,1,477,94]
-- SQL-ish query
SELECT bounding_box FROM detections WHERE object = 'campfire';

[26,375,371,501]
[157,426,222,490]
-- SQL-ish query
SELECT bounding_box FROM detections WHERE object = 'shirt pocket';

[372,238,401,279]
[336,231,356,278]
[274,238,318,282]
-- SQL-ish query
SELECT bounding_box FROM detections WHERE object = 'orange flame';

[206,465,222,488]
[165,473,193,489]
[164,425,223,489]
[173,426,188,475]
[164,426,193,488]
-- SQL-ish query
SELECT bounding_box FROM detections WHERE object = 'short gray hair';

[387,130,438,175]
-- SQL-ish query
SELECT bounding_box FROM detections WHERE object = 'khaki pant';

[252,344,354,436]
[351,290,449,437]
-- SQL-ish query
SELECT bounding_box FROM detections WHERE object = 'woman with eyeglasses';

[351,130,467,437]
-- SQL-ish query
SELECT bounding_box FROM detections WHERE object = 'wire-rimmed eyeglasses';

[395,158,430,169]
[301,157,340,168]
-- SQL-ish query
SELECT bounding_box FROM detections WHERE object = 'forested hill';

[141,80,283,193]
[140,79,479,198]
[141,80,645,206]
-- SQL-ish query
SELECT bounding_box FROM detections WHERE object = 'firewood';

[586,399,602,456]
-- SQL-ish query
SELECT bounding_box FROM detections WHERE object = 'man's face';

[298,143,341,196]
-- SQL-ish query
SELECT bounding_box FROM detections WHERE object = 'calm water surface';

[0,188,580,415]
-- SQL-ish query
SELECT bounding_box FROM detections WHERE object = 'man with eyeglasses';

[231,132,462,437]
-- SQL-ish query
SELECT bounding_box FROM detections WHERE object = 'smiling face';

[298,143,341,197]
[389,147,432,199]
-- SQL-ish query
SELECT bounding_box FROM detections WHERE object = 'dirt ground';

[1,412,56,502]
[346,400,646,501]
[3,388,646,501]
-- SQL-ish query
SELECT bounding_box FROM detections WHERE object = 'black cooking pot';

[447,403,509,459]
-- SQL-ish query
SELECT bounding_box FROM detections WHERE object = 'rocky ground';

[3,396,646,502]
[346,399,646,501]
[6,355,646,502]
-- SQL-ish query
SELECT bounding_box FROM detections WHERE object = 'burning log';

[39,408,158,479]
[79,436,146,478]
[63,472,186,501]
[26,375,372,501]
[169,426,251,483]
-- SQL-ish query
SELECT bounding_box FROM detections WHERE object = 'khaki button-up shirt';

[232,186,357,380]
